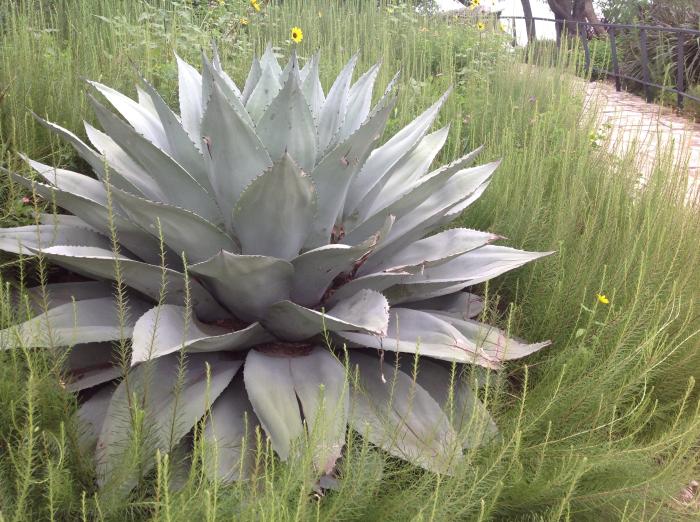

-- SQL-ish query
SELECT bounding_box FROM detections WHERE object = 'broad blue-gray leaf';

[8,173,164,265]
[387,354,499,449]
[245,61,282,124]
[84,124,165,200]
[24,157,108,204]
[176,53,204,148]
[343,89,451,220]
[339,63,381,141]
[131,304,273,364]
[0,223,112,255]
[385,246,554,304]
[90,96,221,222]
[201,81,272,223]
[243,349,304,460]
[301,52,325,122]
[241,56,262,104]
[77,384,115,453]
[89,80,169,152]
[203,373,259,483]
[289,347,348,473]
[0,297,149,348]
[262,289,389,341]
[19,281,114,314]
[291,216,393,307]
[257,69,316,172]
[431,313,552,362]
[233,155,315,260]
[36,245,227,320]
[339,308,501,368]
[317,53,357,156]
[305,97,396,249]
[110,187,237,262]
[348,351,461,474]
[402,292,485,320]
[326,270,412,306]
[189,250,293,322]
[96,352,240,488]
[64,342,122,392]
[135,77,210,189]
[356,125,450,219]
[201,51,253,128]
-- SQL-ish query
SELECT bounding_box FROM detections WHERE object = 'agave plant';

[0,44,552,487]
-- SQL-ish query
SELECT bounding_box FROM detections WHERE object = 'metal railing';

[499,16,700,110]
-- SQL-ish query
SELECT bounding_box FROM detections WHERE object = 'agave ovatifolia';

[0,45,552,486]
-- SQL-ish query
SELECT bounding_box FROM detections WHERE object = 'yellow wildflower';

[290,26,303,43]
[250,0,261,12]
[240,17,249,26]
[596,293,610,305]
[469,0,480,10]
[477,21,485,31]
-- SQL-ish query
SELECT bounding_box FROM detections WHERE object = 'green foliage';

[598,0,651,24]
[0,1,698,521]
[587,38,613,80]
[558,37,613,82]
[681,83,700,119]
[609,0,700,105]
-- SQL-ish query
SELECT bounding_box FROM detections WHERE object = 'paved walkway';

[583,81,700,201]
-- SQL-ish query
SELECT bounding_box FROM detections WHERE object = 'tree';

[547,0,606,44]
[520,0,536,44]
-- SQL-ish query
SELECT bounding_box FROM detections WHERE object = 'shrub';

[612,0,700,104]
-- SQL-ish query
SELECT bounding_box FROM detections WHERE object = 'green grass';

[0,0,699,520]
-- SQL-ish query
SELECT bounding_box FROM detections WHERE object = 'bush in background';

[605,0,700,111]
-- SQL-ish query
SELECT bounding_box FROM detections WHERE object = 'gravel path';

[583,81,700,201]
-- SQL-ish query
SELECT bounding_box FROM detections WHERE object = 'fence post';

[639,28,653,103]
[609,26,621,91]
[676,31,685,110]
[581,23,591,75]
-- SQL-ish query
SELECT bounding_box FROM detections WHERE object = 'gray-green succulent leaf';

[261,289,389,341]
[232,154,316,259]
[0,47,554,486]
[7,171,166,264]
[342,87,452,222]
[0,222,112,255]
[381,353,499,449]
[34,245,227,319]
[348,351,462,475]
[340,308,504,369]
[18,281,115,314]
[189,250,294,322]
[95,352,240,491]
[130,304,273,365]
[244,347,348,471]
[63,342,123,392]
[402,292,485,320]
[0,297,150,349]
[203,373,259,483]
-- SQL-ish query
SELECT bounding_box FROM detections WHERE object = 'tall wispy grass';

[0,0,698,520]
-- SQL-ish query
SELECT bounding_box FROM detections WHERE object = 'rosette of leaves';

[0,44,552,488]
